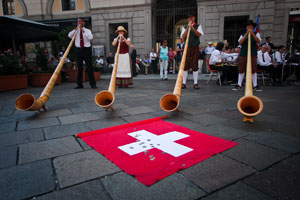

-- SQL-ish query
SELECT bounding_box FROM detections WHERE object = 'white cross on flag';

[78,117,237,185]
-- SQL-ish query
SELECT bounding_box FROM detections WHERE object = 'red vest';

[119,40,129,54]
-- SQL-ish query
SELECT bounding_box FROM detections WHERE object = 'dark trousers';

[258,65,277,82]
[210,64,237,83]
[76,47,96,87]
[151,60,158,74]
[132,62,137,77]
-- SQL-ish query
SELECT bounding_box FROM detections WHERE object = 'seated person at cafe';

[209,42,231,84]
[257,44,278,85]
[141,54,151,74]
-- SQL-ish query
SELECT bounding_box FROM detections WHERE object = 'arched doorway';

[152,0,197,50]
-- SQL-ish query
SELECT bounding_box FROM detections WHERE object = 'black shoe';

[74,86,83,89]
[232,85,242,91]
[253,86,262,92]
[182,84,186,89]
[91,85,97,89]
[194,84,200,89]
[164,78,168,81]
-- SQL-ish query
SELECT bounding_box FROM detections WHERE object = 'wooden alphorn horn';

[94,36,122,111]
[237,32,263,123]
[160,27,191,112]
[15,29,79,111]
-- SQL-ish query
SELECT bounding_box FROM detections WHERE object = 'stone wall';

[197,0,276,45]
[91,5,152,56]
[197,0,300,47]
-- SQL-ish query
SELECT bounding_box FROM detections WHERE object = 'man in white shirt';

[257,44,278,84]
[68,17,96,89]
[150,49,158,74]
[205,42,215,55]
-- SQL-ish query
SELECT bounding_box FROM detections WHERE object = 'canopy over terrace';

[0,16,59,52]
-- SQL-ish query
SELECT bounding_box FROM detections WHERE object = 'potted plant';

[30,44,61,87]
[0,49,28,92]
[86,56,101,81]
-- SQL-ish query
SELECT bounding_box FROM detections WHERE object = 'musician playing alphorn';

[112,26,133,88]
[180,12,204,89]
[233,20,261,91]
[68,17,97,89]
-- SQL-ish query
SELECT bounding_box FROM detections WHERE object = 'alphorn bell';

[94,36,122,111]
[15,28,79,111]
[160,27,191,112]
[237,32,263,123]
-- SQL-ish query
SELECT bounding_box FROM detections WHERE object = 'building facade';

[1,0,300,56]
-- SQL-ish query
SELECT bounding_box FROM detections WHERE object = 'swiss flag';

[77,117,238,185]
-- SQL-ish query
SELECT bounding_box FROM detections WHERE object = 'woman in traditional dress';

[112,26,133,87]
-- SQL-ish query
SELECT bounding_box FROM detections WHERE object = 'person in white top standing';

[150,49,158,74]
[68,17,97,89]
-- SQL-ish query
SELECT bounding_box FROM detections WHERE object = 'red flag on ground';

[77,117,238,185]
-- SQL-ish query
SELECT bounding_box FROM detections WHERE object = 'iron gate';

[152,0,197,49]
[223,16,249,48]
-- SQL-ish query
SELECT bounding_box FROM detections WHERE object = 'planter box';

[30,73,61,87]
[68,70,85,82]
[86,71,101,81]
[0,74,28,92]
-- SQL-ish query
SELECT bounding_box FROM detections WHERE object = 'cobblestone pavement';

[0,74,300,200]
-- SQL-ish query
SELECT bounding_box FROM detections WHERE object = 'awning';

[0,16,59,43]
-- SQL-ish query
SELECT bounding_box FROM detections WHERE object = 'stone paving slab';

[245,130,300,153]
[5,112,38,121]
[37,179,111,200]
[0,107,14,116]
[37,109,72,118]
[0,129,44,148]
[0,159,55,200]
[17,117,60,131]
[77,137,93,150]
[85,118,127,131]
[180,154,256,193]
[202,182,275,200]
[183,113,229,126]
[53,150,121,188]
[70,105,102,114]
[244,161,300,200]
[19,136,82,164]
[0,121,16,133]
[94,109,131,119]
[43,122,90,139]
[0,145,17,169]
[59,113,100,125]
[122,113,156,123]
[283,154,300,169]
[193,124,250,140]
[218,118,275,133]
[0,115,17,123]
[102,172,206,200]
[123,106,156,115]
[223,139,290,170]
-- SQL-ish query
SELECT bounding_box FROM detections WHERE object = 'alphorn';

[160,27,191,112]
[15,29,79,111]
[94,36,122,111]
[237,32,263,123]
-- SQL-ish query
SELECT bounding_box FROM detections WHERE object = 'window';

[2,0,15,15]
[224,16,249,47]
[62,0,76,11]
